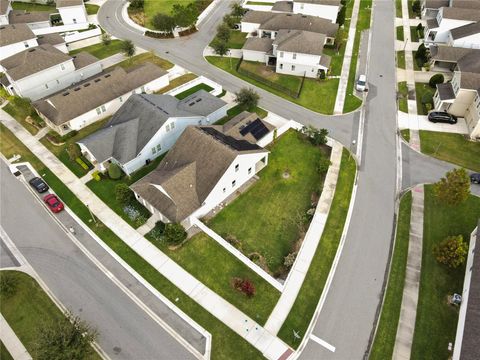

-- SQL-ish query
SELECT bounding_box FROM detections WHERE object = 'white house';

[56,0,88,26]
[0,0,12,25]
[0,23,37,60]
[422,0,480,19]
[447,21,480,48]
[77,90,228,175]
[33,63,170,135]
[131,125,269,226]
[291,0,340,23]
[0,44,101,100]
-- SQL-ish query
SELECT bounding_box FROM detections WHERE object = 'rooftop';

[0,23,35,47]
[430,46,480,62]
[441,7,480,21]
[0,0,10,15]
[450,21,480,40]
[8,9,51,24]
[436,82,455,100]
[36,33,65,46]
[222,111,275,143]
[242,37,273,53]
[272,1,293,12]
[260,12,339,36]
[274,29,327,56]
[56,0,84,7]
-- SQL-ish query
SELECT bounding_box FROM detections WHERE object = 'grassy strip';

[0,271,100,360]
[419,131,480,172]
[369,192,412,360]
[411,186,480,359]
[410,26,419,42]
[397,50,406,69]
[401,129,410,143]
[106,52,174,71]
[70,40,125,59]
[395,0,402,18]
[415,83,435,115]
[175,83,214,99]
[412,51,421,71]
[396,26,404,41]
[85,4,100,15]
[398,81,408,113]
[278,148,357,348]
[206,56,338,115]
[0,124,263,360]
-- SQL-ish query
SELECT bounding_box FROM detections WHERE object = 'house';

[0,44,101,100]
[0,23,37,60]
[270,0,340,23]
[130,125,269,225]
[447,22,480,48]
[0,0,12,25]
[33,63,170,135]
[56,0,88,26]
[429,46,480,71]
[77,90,228,175]
[433,52,480,139]
[421,0,480,19]
[221,111,275,144]
[243,29,331,78]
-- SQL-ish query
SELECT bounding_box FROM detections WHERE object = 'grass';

[0,123,264,360]
[411,186,480,360]
[85,4,100,15]
[396,0,402,18]
[396,26,404,41]
[108,52,174,71]
[410,26,420,42]
[246,1,272,4]
[215,105,268,125]
[0,271,100,360]
[398,81,408,113]
[226,31,248,49]
[156,73,198,94]
[175,83,214,99]
[369,192,412,360]
[342,0,372,113]
[11,2,55,11]
[207,56,338,115]
[146,231,280,325]
[70,40,125,59]
[401,129,410,143]
[419,131,480,172]
[209,130,330,275]
[3,97,45,135]
[142,0,211,28]
[240,60,303,93]
[0,341,13,360]
[409,0,421,19]
[415,83,435,115]
[412,51,422,71]
[278,148,356,348]
[397,50,406,69]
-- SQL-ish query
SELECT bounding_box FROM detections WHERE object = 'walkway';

[0,314,32,360]
[393,185,424,360]
[0,110,292,360]
[333,0,361,114]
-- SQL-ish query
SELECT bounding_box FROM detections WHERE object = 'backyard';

[175,83,214,99]
[70,40,125,59]
[226,31,248,49]
[208,130,331,276]
[106,52,174,71]
[3,97,45,135]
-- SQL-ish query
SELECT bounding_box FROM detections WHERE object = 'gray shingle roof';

[430,46,480,62]
[36,33,65,46]
[450,21,480,39]
[458,51,480,73]
[0,23,36,47]
[450,0,480,10]
[442,7,480,21]
[260,13,339,36]
[424,0,449,9]
[242,10,273,24]
[56,0,84,7]
[436,82,455,100]
[272,1,293,12]
[131,126,267,222]
[33,63,168,125]
[0,44,71,81]
[242,37,273,52]
[8,9,51,24]
[427,18,439,29]
[274,29,326,55]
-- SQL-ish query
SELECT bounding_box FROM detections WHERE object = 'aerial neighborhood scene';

[1,0,480,359]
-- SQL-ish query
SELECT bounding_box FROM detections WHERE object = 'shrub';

[234,87,260,110]
[101,33,111,46]
[121,39,136,58]
[66,143,81,161]
[115,183,135,205]
[0,272,18,298]
[129,0,144,9]
[336,5,346,26]
[91,171,101,181]
[433,168,471,206]
[421,91,433,106]
[145,31,174,39]
[302,125,329,146]
[412,0,421,15]
[428,74,444,88]
[108,163,122,179]
[232,277,256,297]
[149,221,166,241]
[75,157,89,170]
[284,252,297,269]
[433,235,468,268]
[163,223,187,245]
[317,157,331,174]
[152,13,176,33]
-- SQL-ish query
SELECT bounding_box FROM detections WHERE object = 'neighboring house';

[0,23,37,60]
[422,0,480,19]
[221,111,275,144]
[33,63,170,135]
[0,0,12,25]
[270,0,340,23]
[429,46,480,71]
[0,44,101,100]
[56,0,88,26]
[130,125,269,225]
[433,52,480,139]
[424,6,480,47]
[77,91,228,175]
[447,21,480,48]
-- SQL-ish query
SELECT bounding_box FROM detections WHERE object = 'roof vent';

[74,87,80,91]
[195,98,202,103]
[189,102,195,106]
[62,92,69,96]
[83,83,90,87]
[94,79,101,83]
[105,74,111,78]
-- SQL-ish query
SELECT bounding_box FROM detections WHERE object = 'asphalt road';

[0,160,200,360]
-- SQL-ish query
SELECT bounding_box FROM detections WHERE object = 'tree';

[108,163,122,180]
[429,73,444,88]
[66,143,81,161]
[433,168,470,206]
[231,2,245,17]
[223,14,236,28]
[129,0,144,10]
[216,23,231,42]
[0,272,18,298]
[163,223,187,245]
[235,88,260,110]
[101,33,111,46]
[412,0,421,15]
[336,5,346,26]
[433,235,468,268]
[172,3,198,28]
[415,43,428,67]
[302,125,329,146]
[211,38,229,56]
[34,312,97,360]
[121,39,136,58]
[152,13,176,33]
[115,183,134,205]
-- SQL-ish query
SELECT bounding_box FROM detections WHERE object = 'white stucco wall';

[276,52,326,78]
[241,21,261,34]
[242,49,268,63]
[0,2,11,25]
[448,32,480,49]
[425,15,475,45]
[58,5,88,25]
[0,38,38,60]
[293,2,339,23]
[53,42,69,53]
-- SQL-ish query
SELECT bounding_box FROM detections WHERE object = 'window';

[166,124,170,132]
[291,65,296,71]
[248,167,252,175]
[24,41,29,48]
[73,18,77,24]
[101,105,106,112]
[61,63,65,70]
[156,144,161,152]
[223,188,226,193]
[279,52,284,58]
[119,96,123,102]
[232,180,236,188]
[279,63,283,70]
[151,147,156,154]
[141,86,146,93]
[96,107,101,115]
[293,53,297,60]
[45,84,48,89]
[170,121,175,130]
[235,164,239,172]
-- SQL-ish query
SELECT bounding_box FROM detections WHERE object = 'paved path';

[0,110,292,360]
[0,314,32,360]
[333,0,361,114]
[393,185,424,360]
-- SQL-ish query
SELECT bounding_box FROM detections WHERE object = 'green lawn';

[412,51,422,71]
[107,52,174,71]
[278,148,357,348]
[396,26,404,41]
[215,105,268,125]
[411,186,480,360]
[370,192,412,360]
[0,341,13,360]
[70,40,125,59]
[156,73,198,94]
[401,129,410,143]
[11,2,55,11]
[410,26,420,42]
[397,50,406,69]
[207,56,338,114]
[409,0,420,18]
[209,130,330,275]
[3,97,45,135]
[419,131,480,172]
[0,123,264,360]
[415,83,435,115]
[0,271,100,360]
[175,83,214,99]
[226,31,248,49]
[142,0,212,29]
[395,0,402,18]
[146,231,280,324]
[398,81,408,113]
[85,4,100,15]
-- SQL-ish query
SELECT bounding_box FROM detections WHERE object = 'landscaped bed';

[208,130,331,276]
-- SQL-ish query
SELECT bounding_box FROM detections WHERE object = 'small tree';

[223,14,236,28]
[433,168,470,206]
[231,2,245,17]
[121,39,136,58]
[172,3,198,28]
[34,312,98,360]
[433,235,468,268]
[216,23,231,42]
[163,223,187,245]
[428,73,444,88]
[302,125,328,146]
[152,13,176,33]
[66,143,81,161]
[235,88,260,110]
[211,38,229,56]
[101,33,111,46]
[108,163,122,180]
[336,5,346,26]
[412,0,421,15]
[115,183,134,205]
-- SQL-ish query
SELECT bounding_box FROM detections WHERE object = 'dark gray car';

[471,173,480,184]
[29,177,49,193]
[427,111,457,124]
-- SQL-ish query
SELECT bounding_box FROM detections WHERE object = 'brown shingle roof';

[0,23,35,46]
[424,0,449,9]
[430,46,480,62]
[56,0,84,7]
[442,7,480,21]
[8,9,51,24]
[450,0,480,10]
[222,111,274,143]
[71,51,98,69]
[33,63,168,125]
[260,13,338,36]
[242,10,274,24]
[242,37,273,52]
[36,33,65,46]
[272,1,293,12]
[274,29,326,55]
[450,21,480,39]
[0,44,71,81]
[458,51,480,73]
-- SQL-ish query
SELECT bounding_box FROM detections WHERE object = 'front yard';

[108,52,174,71]
[415,82,435,115]
[419,131,480,172]
[208,130,331,276]
[139,0,212,29]
[3,97,45,135]
[70,40,125,59]
[226,31,248,49]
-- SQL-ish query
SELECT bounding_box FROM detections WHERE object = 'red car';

[43,194,64,213]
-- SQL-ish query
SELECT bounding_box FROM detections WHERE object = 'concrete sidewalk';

[0,314,32,360]
[0,110,292,360]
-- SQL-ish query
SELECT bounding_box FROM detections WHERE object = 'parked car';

[29,177,49,193]
[427,111,457,124]
[470,173,480,184]
[43,194,64,213]
[356,74,367,92]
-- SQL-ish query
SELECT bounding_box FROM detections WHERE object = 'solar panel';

[199,127,261,151]
[239,119,269,140]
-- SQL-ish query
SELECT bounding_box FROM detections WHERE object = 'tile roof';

[450,21,480,39]
[274,29,326,55]
[0,23,35,46]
